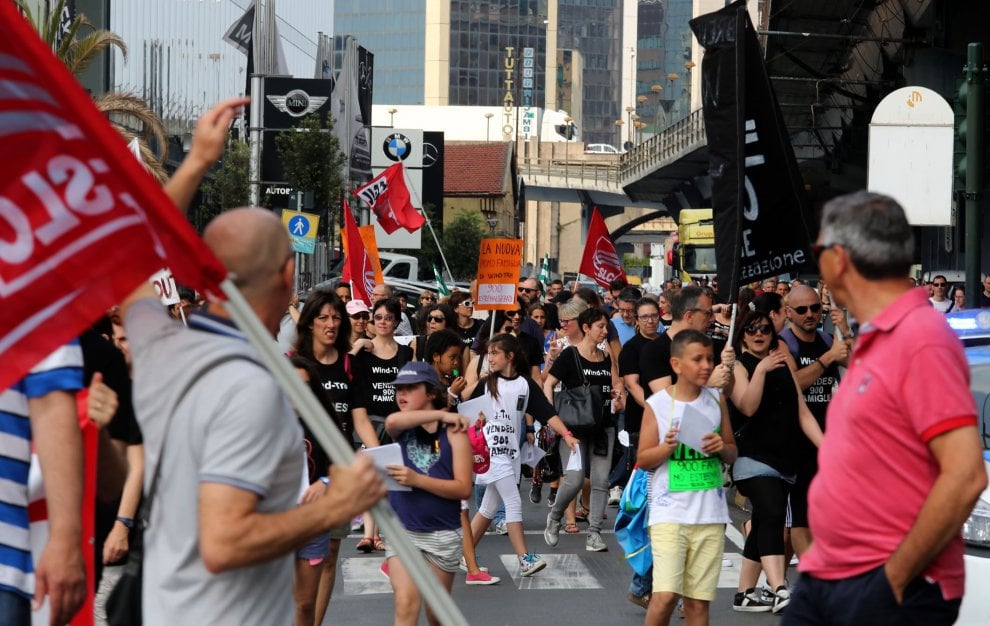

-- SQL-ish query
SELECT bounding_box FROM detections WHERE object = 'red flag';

[354,163,425,233]
[340,200,376,305]
[0,4,228,392]
[579,208,627,289]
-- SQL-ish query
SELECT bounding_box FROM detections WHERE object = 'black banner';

[358,46,374,129]
[690,0,815,301]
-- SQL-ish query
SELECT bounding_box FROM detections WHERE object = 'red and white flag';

[354,163,425,234]
[0,4,228,392]
[579,208,627,289]
[340,200,377,305]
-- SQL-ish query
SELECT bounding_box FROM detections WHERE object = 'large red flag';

[340,200,376,305]
[0,4,228,392]
[354,163,425,233]
[579,208,627,289]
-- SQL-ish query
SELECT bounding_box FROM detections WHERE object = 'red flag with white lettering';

[340,200,376,305]
[579,208,627,289]
[354,163,425,234]
[0,4,228,392]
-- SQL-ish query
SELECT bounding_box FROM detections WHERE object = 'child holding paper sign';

[382,362,473,626]
[637,330,737,626]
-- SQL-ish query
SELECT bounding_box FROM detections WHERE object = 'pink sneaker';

[466,570,501,585]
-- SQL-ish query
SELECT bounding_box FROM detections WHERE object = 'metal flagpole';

[401,164,454,283]
[248,1,263,206]
[219,278,468,626]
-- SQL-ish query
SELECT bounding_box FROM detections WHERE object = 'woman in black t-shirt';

[727,310,823,610]
[541,307,625,553]
[351,298,413,552]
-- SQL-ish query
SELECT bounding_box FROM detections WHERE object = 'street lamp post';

[484,112,494,141]
[614,119,624,150]
[625,105,635,147]
[387,107,397,127]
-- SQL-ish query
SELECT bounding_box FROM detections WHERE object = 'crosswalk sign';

[281,210,320,254]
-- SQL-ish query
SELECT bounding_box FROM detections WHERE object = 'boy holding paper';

[637,330,738,626]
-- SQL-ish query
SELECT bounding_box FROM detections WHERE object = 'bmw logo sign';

[383,133,412,161]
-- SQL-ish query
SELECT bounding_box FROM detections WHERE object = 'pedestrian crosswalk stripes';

[337,551,745,595]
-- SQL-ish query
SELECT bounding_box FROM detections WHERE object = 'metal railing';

[619,109,708,184]
[518,147,623,192]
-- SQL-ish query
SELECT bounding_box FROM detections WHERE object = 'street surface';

[326,490,776,626]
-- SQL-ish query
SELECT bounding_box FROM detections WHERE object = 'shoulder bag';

[106,353,256,626]
[553,347,597,433]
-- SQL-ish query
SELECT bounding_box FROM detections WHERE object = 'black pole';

[964,43,984,308]
[728,4,746,303]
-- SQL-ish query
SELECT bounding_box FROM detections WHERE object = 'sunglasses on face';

[517,287,536,294]
[932,282,947,287]
[505,310,522,318]
[427,315,446,323]
[744,324,773,336]
[421,296,436,302]
[790,303,822,315]
[350,313,370,320]
[459,300,475,308]
[373,315,395,322]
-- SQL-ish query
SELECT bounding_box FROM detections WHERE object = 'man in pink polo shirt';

[783,191,987,625]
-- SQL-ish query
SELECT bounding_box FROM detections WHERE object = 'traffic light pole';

[964,43,984,308]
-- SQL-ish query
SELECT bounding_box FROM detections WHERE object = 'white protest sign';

[150,268,180,305]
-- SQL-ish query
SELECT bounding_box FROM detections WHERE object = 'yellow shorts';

[649,522,725,600]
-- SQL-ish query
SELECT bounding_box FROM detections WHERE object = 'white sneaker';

[608,486,622,506]
[772,586,791,614]
[544,513,560,547]
[458,557,488,573]
[585,532,608,552]
[518,553,546,577]
[492,520,508,535]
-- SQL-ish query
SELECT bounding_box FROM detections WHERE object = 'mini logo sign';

[383,133,412,161]
[266,89,328,117]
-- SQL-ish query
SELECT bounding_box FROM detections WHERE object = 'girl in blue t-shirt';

[383,362,473,626]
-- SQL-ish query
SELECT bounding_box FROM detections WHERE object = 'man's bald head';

[786,284,823,334]
[203,207,292,304]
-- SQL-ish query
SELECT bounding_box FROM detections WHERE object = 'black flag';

[690,0,815,302]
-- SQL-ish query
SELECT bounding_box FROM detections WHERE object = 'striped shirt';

[0,343,83,599]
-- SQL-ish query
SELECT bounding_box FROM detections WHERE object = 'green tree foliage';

[193,139,251,231]
[442,211,486,280]
[275,114,347,227]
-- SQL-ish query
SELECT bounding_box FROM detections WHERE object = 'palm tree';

[16,0,169,182]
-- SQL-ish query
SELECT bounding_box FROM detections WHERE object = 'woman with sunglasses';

[411,304,456,362]
[449,291,482,367]
[350,298,415,553]
[728,310,823,614]
[346,300,373,347]
[417,290,437,312]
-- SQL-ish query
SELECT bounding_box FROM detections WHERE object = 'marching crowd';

[2,98,985,626]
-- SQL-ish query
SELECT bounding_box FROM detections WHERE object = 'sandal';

[563,522,580,534]
[575,507,589,522]
[373,537,386,552]
[356,538,374,553]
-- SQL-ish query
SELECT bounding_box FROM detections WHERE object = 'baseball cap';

[345,300,370,316]
[391,362,442,388]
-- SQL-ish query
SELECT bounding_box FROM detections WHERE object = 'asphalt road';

[324,486,784,625]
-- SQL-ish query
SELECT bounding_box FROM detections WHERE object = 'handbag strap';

[570,345,588,386]
[138,352,259,529]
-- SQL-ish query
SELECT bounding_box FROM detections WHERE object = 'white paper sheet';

[565,446,582,471]
[363,443,412,491]
[519,442,546,467]
[674,404,716,454]
[456,395,493,427]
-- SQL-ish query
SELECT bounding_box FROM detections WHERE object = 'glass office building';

[448,1,548,108]
[557,0,623,144]
[334,0,427,104]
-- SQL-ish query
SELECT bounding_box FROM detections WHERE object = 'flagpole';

[219,278,468,626]
[401,164,454,283]
[248,1,263,206]
[728,3,746,303]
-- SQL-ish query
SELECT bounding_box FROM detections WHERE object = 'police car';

[946,310,990,625]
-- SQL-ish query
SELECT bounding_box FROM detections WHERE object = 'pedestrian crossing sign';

[281,210,320,254]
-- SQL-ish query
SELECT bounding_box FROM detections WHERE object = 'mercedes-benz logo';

[422,142,439,168]
[267,89,328,117]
